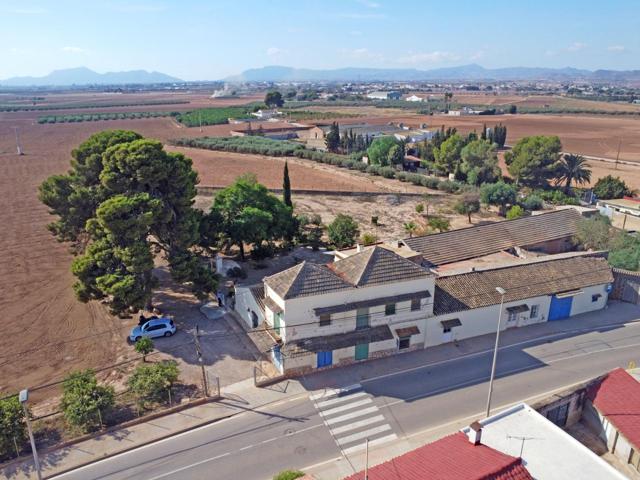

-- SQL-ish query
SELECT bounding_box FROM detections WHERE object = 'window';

[530,305,539,319]
[319,313,331,327]
[411,298,421,311]
[385,303,396,316]
[592,294,602,303]
[398,336,411,350]
[507,311,517,323]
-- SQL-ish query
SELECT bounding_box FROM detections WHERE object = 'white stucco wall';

[234,285,264,329]
[570,284,610,316]
[268,276,435,342]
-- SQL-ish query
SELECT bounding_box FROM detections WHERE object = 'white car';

[129,318,176,342]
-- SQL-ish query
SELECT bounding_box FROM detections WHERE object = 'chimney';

[356,243,362,253]
[468,421,483,445]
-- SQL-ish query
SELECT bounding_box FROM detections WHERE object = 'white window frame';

[530,304,539,319]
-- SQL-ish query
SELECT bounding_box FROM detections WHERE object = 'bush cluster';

[175,107,253,126]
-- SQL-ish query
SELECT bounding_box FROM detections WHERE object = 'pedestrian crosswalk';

[310,384,397,455]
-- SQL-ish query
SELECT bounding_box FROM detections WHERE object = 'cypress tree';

[283,161,292,207]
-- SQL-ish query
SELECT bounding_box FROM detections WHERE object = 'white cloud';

[608,45,626,52]
[397,51,460,65]
[567,42,587,52]
[355,0,381,8]
[62,46,88,54]
[266,47,285,57]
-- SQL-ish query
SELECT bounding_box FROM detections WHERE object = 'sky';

[1,0,638,81]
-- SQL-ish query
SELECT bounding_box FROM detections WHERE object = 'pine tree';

[283,162,292,207]
[481,123,487,140]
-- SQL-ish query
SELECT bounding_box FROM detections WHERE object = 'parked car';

[129,317,176,342]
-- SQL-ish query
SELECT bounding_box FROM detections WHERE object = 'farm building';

[235,243,613,376]
[401,208,584,269]
[366,90,402,100]
[584,368,640,475]
[405,94,424,102]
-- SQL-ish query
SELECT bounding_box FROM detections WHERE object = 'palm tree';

[403,221,418,238]
[555,153,592,193]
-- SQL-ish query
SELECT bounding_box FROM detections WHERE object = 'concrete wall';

[523,236,574,255]
[584,401,635,465]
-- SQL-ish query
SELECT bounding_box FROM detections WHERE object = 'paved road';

[54,319,640,480]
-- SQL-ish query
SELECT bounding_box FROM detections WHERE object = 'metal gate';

[622,281,640,304]
[549,295,573,321]
[317,350,333,368]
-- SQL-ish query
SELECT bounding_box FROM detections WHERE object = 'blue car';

[129,318,176,342]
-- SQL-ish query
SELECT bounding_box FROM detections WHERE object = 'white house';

[251,109,282,120]
[583,368,640,475]
[461,403,626,479]
[262,247,434,375]
[405,94,424,102]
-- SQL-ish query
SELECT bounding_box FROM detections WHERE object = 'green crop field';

[175,107,253,127]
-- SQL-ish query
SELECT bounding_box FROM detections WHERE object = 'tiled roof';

[282,325,393,357]
[434,256,613,315]
[264,262,352,300]
[265,247,431,300]
[342,432,532,480]
[329,246,431,287]
[588,368,640,450]
[403,209,581,266]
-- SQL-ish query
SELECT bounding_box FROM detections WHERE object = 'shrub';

[593,175,631,200]
[252,242,275,261]
[506,205,526,219]
[437,179,461,193]
[422,176,441,189]
[379,167,396,179]
[328,214,360,248]
[415,203,424,214]
[521,194,544,211]
[127,360,180,407]
[0,396,27,461]
[428,216,450,232]
[61,370,115,432]
[273,471,305,480]
[227,266,247,279]
[371,216,378,225]
[360,232,378,245]
[366,165,381,176]
[135,337,154,362]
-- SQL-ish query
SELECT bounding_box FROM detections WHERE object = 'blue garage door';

[548,295,573,321]
[317,350,333,368]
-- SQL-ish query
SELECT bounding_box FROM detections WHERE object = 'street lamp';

[19,389,42,480]
[485,287,506,418]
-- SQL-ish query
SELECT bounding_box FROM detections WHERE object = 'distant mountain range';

[225,64,640,83]
[0,67,183,86]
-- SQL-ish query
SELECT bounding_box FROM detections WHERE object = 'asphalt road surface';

[54,319,640,480]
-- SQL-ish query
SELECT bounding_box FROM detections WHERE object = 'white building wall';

[234,285,264,329]
[569,284,610,316]
[270,276,435,342]
[427,295,551,348]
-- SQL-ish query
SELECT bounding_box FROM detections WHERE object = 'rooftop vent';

[468,420,483,445]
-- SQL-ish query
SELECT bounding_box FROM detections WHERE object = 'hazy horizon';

[1,0,638,81]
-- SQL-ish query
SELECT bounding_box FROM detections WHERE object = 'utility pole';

[364,438,369,480]
[13,127,23,155]
[19,390,42,480]
[486,287,506,418]
[193,325,208,397]
[614,138,622,170]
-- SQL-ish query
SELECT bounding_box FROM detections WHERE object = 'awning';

[282,325,394,357]
[264,296,283,314]
[506,304,529,314]
[314,291,431,316]
[395,326,420,338]
[556,289,583,299]
[440,318,462,329]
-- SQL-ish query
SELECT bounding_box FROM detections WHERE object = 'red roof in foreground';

[589,368,640,450]
[342,432,532,480]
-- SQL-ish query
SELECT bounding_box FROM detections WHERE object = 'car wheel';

[164,331,172,337]
[134,336,141,342]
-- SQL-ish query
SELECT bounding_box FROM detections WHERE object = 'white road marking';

[321,398,373,417]
[336,424,391,446]
[315,391,367,408]
[342,434,398,455]
[331,415,386,435]
[309,383,362,401]
[324,406,380,426]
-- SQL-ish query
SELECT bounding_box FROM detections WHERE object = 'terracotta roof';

[264,262,352,300]
[434,256,613,315]
[342,432,532,480]
[403,209,581,266]
[329,246,431,287]
[265,248,431,300]
[249,284,265,313]
[588,368,640,450]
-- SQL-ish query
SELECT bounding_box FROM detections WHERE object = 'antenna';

[506,435,538,457]
[13,127,23,155]
[614,138,622,170]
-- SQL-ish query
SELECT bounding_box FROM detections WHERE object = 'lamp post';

[19,389,42,480]
[485,287,506,418]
